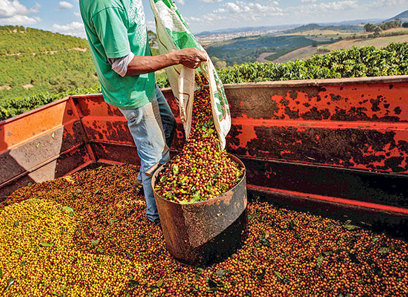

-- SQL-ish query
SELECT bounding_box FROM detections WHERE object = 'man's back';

[79,0,155,110]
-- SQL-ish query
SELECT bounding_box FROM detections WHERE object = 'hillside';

[385,10,408,23]
[2,42,408,121]
[275,29,408,63]
[0,26,98,102]
[285,23,363,34]
[206,35,336,66]
[320,33,408,51]
[0,26,89,55]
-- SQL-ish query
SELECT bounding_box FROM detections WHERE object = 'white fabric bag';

[150,0,231,149]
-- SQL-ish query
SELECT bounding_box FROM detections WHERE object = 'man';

[79,0,207,223]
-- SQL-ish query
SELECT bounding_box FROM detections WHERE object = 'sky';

[0,0,406,38]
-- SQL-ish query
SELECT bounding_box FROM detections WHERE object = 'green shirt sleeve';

[92,7,130,59]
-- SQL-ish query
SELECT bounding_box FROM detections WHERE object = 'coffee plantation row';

[219,42,408,83]
[0,26,88,56]
[1,43,408,121]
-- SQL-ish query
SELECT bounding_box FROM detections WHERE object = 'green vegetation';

[0,51,98,98]
[218,43,408,83]
[206,35,336,66]
[1,23,407,121]
[364,20,402,33]
[0,26,98,102]
[2,43,408,121]
[0,26,88,54]
[0,86,100,120]
[286,23,363,34]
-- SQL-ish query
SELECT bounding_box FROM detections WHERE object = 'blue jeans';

[119,85,176,222]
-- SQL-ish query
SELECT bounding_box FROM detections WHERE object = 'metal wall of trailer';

[0,97,95,199]
[1,76,408,235]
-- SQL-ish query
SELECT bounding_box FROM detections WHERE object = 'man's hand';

[125,48,208,76]
[172,48,207,69]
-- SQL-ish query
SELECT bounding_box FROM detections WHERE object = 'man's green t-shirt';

[80,0,155,109]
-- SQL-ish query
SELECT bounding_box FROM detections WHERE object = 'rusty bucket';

[152,154,248,266]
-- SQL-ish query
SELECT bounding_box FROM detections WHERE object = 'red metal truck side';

[1,76,408,235]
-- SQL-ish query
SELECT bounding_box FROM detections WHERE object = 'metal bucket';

[152,154,248,266]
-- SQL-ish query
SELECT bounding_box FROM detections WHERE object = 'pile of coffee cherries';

[155,73,244,204]
[1,165,408,296]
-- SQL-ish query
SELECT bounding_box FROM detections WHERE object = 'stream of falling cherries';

[155,73,244,204]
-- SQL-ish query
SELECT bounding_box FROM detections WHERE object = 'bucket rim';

[151,153,246,207]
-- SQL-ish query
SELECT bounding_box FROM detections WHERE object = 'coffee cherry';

[2,165,407,296]
[156,73,244,204]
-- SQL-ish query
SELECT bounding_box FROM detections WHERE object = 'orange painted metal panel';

[81,116,132,144]
[228,78,408,121]
[72,94,123,117]
[0,97,94,201]
[1,76,408,232]
[0,98,78,153]
[224,78,408,175]
[227,120,408,173]
[1,145,93,200]
[230,83,408,122]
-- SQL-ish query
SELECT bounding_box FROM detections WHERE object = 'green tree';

[379,19,402,30]
[364,23,377,32]
[48,70,98,93]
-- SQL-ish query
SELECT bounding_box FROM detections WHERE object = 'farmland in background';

[2,42,408,121]
[205,11,408,66]
[1,9,408,121]
[274,27,408,63]
[206,34,337,66]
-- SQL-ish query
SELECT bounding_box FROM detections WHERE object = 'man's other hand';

[172,48,207,69]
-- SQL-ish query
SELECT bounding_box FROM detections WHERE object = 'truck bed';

[1,75,408,236]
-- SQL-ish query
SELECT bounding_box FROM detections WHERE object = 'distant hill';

[323,19,383,26]
[197,13,408,39]
[274,34,408,64]
[196,19,383,37]
[0,26,98,102]
[385,10,408,23]
[196,25,296,37]
[285,23,363,34]
[288,24,321,32]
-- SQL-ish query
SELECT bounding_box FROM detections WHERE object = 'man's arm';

[90,8,206,76]
[125,48,207,76]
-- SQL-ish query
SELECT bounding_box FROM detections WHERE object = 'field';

[257,52,276,62]
[272,45,319,63]
[207,25,408,65]
[274,27,408,63]
[206,23,367,65]
[0,50,98,101]
[2,43,408,121]
[284,29,357,39]
[321,34,408,51]
[206,35,335,66]
[1,22,408,106]
[1,23,408,121]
